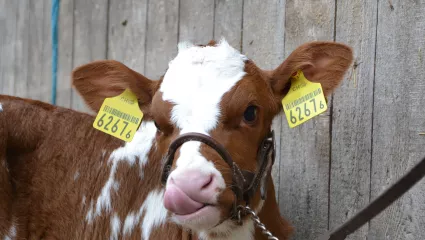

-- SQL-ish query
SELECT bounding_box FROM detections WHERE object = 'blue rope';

[51,0,59,105]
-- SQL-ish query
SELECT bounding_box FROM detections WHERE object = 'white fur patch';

[110,213,121,240]
[82,196,86,207]
[195,198,263,239]
[122,189,168,239]
[160,39,247,134]
[160,38,247,187]
[140,190,168,239]
[198,220,254,240]
[85,122,157,223]
[3,223,16,240]
[74,171,80,181]
[0,103,3,112]
[123,213,137,236]
[86,200,94,223]
[177,41,195,51]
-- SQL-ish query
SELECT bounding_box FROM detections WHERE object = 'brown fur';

[0,41,352,240]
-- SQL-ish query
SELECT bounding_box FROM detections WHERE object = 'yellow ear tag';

[93,89,143,142]
[282,70,327,128]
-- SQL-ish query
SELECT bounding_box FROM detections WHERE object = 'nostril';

[201,175,214,189]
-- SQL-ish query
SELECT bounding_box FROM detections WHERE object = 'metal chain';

[237,206,279,240]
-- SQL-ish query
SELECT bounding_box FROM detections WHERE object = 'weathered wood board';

[279,1,335,239]
[27,0,52,103]
[108,0,148,75]
[145,0,179,80]
[12,0,30,99]
[72,0,108,113]
[369,1,425,239]
[329,1,377,239]
[179,0,214,44]
[0,0,17,96]
[56,0,74,108]
[214,0,243,49]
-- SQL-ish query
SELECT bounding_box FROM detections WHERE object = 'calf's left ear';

[72,60,160,117]
[269,41,353,101]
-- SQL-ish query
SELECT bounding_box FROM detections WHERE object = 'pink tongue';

[163,185,204,215]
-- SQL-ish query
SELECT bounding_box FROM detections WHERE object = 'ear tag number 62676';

[282,70,327,128]
[96,113,132,139]
[93,89,143,142]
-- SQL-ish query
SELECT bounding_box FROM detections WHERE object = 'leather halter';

[161,131,276,218]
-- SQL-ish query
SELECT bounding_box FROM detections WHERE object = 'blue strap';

[51,0,59,105]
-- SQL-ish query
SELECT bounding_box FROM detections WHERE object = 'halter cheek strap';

[244,131,275,202]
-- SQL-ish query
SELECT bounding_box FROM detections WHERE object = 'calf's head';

[73,39,353,238]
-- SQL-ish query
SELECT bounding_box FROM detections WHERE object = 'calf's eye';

[243,105,257,124]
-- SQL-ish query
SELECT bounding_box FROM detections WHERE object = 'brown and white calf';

[0,39,352,240]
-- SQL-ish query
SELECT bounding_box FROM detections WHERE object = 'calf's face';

[73,39,352,238]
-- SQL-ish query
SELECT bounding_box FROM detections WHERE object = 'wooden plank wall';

[1,0,425,239]
[331,1,377,239]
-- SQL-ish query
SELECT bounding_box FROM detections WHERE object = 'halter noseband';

[160,131,276,219]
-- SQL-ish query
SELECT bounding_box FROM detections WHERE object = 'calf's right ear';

[72,60,159,116]
[269,41,353,104]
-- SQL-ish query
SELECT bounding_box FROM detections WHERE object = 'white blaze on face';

[160,39,248,183]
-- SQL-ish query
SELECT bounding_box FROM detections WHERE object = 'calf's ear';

[269,41,353,102]
[72,60,159,116]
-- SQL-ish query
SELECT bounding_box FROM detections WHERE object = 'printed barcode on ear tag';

[282,70,327,128]
[93,89,143,142]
